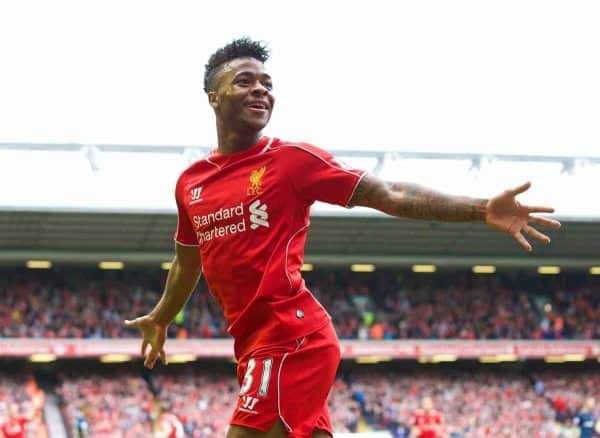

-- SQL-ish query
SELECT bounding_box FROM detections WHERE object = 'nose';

[250,80,269,95]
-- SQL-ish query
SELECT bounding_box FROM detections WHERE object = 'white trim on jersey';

[284,143,362,178]
[259,137,274,154]
[345,171,367,208]
[173,238,200,247]
[205,155,222,169]
[174,208,200,247]
[277,351,294,433]
[283,222,310,292]
[299,286,332,321]
[277,337,306,433]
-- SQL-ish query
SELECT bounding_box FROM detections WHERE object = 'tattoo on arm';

[349,174,487,222]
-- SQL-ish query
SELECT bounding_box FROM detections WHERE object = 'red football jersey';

[157,413,184,438]
[174,136,364,360]
[1,416,27,438]
[413,409,442,438]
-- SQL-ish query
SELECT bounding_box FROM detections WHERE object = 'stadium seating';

[0,374,47,437]
[54,366,600,437]
[1,269,598,340]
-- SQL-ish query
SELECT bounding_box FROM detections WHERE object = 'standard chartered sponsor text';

[193,202,246,245]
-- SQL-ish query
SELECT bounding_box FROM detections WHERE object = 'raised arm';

[349,174,487,221]
[124,242,202,368]
[349,174,561,251]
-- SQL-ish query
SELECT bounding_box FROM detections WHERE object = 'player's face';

[209,58,275,132]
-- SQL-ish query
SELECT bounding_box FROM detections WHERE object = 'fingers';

[513,231,532,252]
[523,224,551,244]
[144,347,159,369]
[143,346,167,369]
[123,319,137,328]
[507,181,531,196]
[530,215,561,229]
[526,206,555,214]
[141,339,149,357]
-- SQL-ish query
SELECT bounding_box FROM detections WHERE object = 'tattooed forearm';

[349,174,487,222]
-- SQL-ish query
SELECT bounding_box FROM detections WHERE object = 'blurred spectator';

[0,375,47,438]
[1,269,598,340]
[55,366,600,437]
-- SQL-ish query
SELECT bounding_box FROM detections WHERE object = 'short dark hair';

[203,37,270,93]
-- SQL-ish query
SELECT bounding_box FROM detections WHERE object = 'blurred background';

[1,1,599,437]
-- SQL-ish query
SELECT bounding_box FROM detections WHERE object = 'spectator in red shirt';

[0,404,28,438]
[412,396,443,438]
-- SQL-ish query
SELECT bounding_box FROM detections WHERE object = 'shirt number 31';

[240,358,273,397]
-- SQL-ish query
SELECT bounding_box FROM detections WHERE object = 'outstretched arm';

[349,174,561,251]
[349,174,488,221]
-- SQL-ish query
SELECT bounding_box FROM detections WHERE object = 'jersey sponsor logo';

[189,186,203,205]
[249,199,269,229]
[247,166,266,196]
[191,200,270,245]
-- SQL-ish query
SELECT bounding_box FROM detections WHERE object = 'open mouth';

[246,102,269,112]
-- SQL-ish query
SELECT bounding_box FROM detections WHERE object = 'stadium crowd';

[54,366,600,437]
[1,269,598,340]
[56,366,362,437]
[346,368,600,437]
[0,373,47,438]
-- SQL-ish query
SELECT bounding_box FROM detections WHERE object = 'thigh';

[230,324,340,437]
[227,420,288,438]
[279,326,340,437]
[227,423,333,438]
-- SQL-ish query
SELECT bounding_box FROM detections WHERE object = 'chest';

[183,156,294,235]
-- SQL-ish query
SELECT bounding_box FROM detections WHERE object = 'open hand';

[486,181,561,251]
[124,315,168,369]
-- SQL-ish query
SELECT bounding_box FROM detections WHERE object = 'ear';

[208,91,219,110]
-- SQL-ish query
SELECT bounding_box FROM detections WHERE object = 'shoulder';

[177,157,211,180]
[272,140,349,173]
[274,140,333,159]
[175,157,214,189]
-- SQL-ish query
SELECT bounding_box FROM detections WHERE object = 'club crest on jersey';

[247,166,266,196]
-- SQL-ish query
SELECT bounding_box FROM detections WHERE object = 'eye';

[236,78,251,87]
[263,82,273,91]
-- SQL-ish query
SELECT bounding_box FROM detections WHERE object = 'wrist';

[473,199,488,221]
[149,311,170,329]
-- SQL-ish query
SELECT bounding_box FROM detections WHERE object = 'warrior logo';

[189,186,203,205]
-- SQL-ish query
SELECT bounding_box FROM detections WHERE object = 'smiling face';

[208,57,275,134]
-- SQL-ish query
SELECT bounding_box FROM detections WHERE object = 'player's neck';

[216,127,262,155]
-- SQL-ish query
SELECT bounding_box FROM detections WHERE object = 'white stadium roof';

[0,143,596,220]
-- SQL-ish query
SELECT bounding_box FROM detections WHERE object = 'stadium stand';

[52,363,600,438]
[1,146,598,436]
[0,372,48,437]
[1,269,598,340]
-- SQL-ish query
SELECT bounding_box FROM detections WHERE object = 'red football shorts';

[230,322,341,437]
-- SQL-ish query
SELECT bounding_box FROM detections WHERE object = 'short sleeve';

[173,176,199,246]
[283,143,365,206]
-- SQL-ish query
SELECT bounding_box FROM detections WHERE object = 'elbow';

[172,254,202,276]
